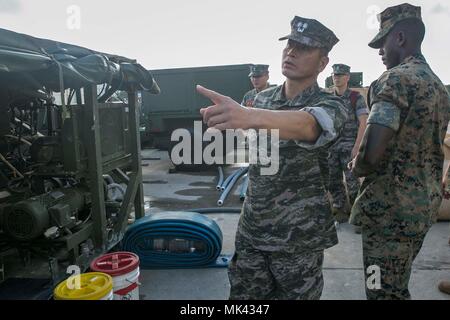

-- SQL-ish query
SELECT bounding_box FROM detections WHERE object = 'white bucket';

[112,267,140,300]
[90,252,141,300]
[101,290,114,300]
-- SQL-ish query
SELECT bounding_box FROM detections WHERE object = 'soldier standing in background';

[349,3,450,299]
[327,64,368,224]
[241,64,274,108]
[197,16,347,300]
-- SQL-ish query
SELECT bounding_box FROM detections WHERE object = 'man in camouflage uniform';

[438,159,450,295]
[241,65,275,108]
[349,3,450,299]
[198,16,347,299]
[327,64,368,222]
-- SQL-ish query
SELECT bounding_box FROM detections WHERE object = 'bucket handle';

[126,278,141,286]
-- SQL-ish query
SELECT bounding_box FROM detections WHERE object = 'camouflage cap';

[249,64,269,77]
[279,16,339,52]
[332,64,351,75]
[369,3,422,49]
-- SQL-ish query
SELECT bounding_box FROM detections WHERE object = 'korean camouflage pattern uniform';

[349,3,450,300]
[328,66,369,209]
[242,65,274,108]
[229,16,348,300]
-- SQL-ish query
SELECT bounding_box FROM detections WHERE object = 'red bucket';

[91,252,140,300]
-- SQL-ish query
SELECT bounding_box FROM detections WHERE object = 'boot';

[438,280,450,295]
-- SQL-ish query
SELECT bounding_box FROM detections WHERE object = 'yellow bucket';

[54,272,113,300]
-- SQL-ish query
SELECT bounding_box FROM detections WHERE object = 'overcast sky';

[1,0,449,87]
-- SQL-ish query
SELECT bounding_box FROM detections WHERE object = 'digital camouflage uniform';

[328,83,368,209]
[242,65,275,108]
[242,86,275,108]
[229,18,346,300]
[230,82,347,300]
[350,3,450,300]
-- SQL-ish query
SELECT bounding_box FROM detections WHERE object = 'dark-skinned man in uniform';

[349,3,450,300]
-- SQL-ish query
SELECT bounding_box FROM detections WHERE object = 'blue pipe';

[218,167,248,207]
[216,166,224,191]
[239,174,249,202]
[220,168,241,191]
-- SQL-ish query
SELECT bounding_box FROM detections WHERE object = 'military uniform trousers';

[362,227,427,300]
[228,233,325,300]
[328,141,360,208]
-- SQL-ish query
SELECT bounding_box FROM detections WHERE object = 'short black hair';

[392,18,426,46]
[319,47,330,57]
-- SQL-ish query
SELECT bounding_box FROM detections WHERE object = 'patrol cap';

[332,64,351,75]
[249,64,269,77]
[369,3,422,49]
[279,16,339,52]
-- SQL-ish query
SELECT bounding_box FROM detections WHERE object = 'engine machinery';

[0,27,160,290]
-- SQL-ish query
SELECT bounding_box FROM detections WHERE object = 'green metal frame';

[82,85,144,251]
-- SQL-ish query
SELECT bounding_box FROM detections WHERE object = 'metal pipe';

[218,167,248,207]
[3,135,32,146]
[0,152,24,179]
[13,117,44,137]
[216,166,224,191]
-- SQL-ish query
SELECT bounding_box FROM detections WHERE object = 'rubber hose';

[220,168,241,191]
[218,167,249,207]
[239,174,249,201]
[106,183,126,202]
[186,207,242,214]
[216,166,224,191]
[103,175,115,185]
[122,211,230,269]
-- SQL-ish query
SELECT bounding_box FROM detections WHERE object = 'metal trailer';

[141,64,253,153]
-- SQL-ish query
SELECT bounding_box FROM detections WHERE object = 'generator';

[0,27,160,293]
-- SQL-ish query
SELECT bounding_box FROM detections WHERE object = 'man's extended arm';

[197,85,322,142]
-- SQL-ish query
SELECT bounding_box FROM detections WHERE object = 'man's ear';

[319,56,329,73]
[397,31,406,47]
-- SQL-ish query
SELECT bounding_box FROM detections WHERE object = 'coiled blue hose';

[122,211,231,269]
